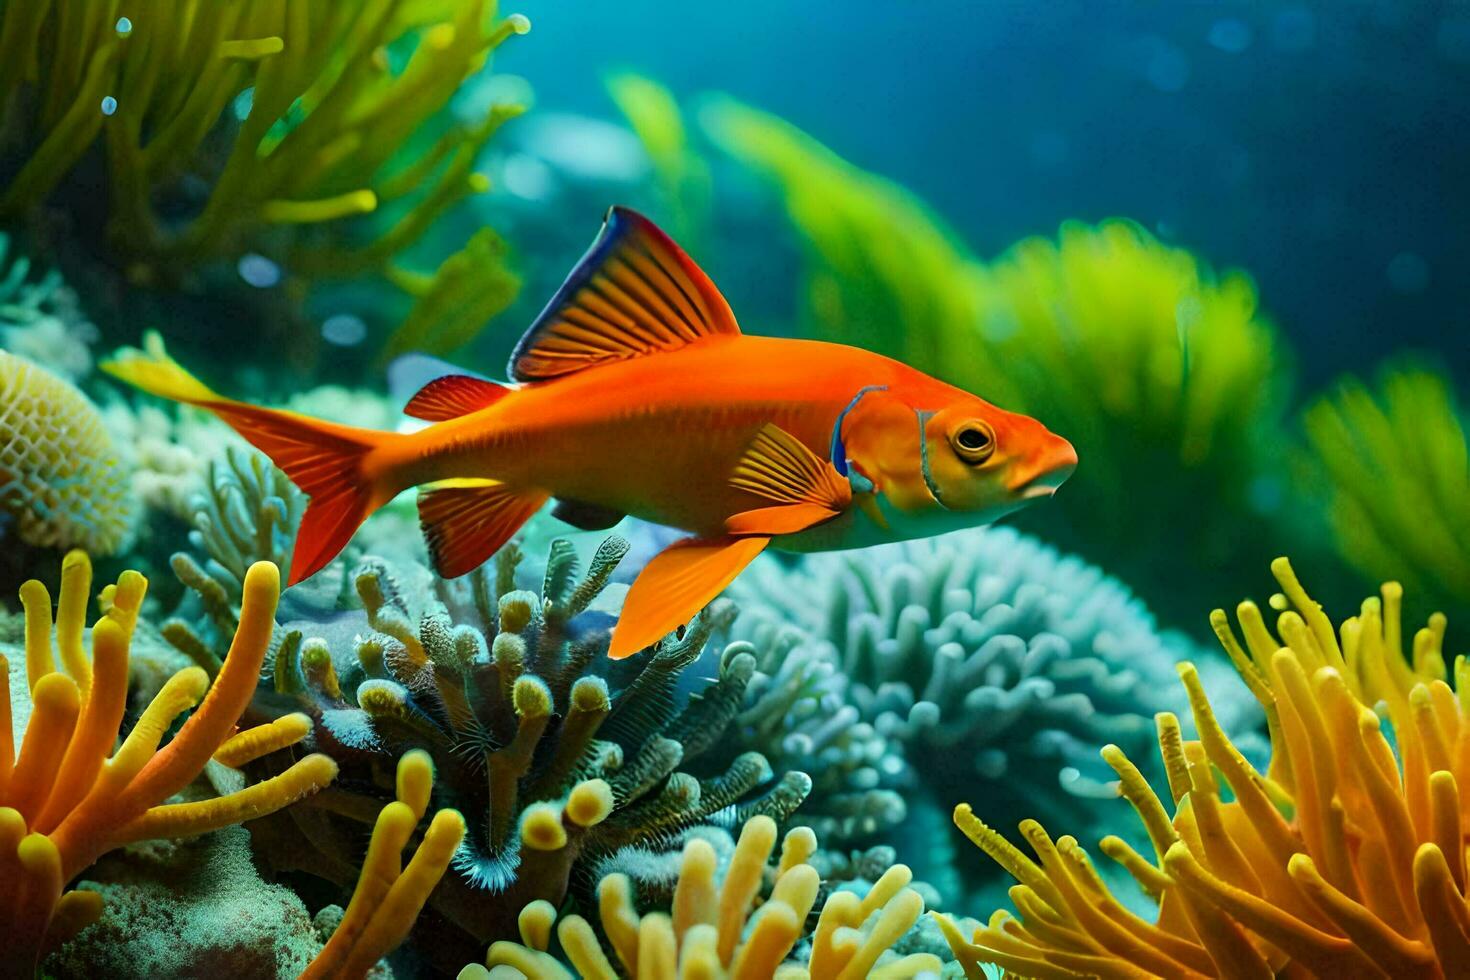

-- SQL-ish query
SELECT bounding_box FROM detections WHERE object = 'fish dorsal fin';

[507,206,740,383]
[725,423,851,536]
[419,479,549,578]
[404,375,512,421]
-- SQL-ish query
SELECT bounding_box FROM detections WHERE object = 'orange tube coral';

[0,552,337,977]
[938,557,1470,979]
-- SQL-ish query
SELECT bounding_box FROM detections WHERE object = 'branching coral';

[703,97,1288,620]
[0,350,134,555]
[473,814,943,979]
[247,536,811,963]
[722,629,908,851]
[0,0,528,287]
[938,557,1470,978]
[0,551,337,975]
[302,749,465,980]
[1303,364,1470,618]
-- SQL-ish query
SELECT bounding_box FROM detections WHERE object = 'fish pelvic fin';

[419,480,550,579]
[102,335,401,585]
[608,535,769,660]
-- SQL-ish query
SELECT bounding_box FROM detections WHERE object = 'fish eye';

[950,421,996,464]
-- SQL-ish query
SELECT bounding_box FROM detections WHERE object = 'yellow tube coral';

[0,552,336,976]
[938,557,1470,978]
[301,749,466,980]
[471,816,942,979]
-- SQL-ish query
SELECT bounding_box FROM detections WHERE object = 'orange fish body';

[106,208,1076,658]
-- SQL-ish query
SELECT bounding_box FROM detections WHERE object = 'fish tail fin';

[102,335,401,585]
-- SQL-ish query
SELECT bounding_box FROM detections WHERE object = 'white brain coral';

[0,350,134,553]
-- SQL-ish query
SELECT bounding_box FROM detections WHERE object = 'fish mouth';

[1018,460,1077,499]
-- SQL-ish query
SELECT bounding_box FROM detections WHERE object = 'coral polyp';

[939,557,1470,978]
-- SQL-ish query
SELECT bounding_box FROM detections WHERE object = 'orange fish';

[104,207,1076,659]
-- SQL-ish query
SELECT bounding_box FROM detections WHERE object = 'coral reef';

[0,0,528,290]
[0,551,338,974]
[728,526,1256,888]
[0,231,96,382]
[938,557,1470,978]
[703,97,1290,622]
[0,349,134,555]
[245,536,811,964]
[473,814,942,979]
[1303,363,1470,619]
[46,825,332,979]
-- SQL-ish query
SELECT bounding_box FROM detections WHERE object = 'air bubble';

[116,17,133,36]
[100,96,117,116]
[237,253,281,288]
[322,314,368,347]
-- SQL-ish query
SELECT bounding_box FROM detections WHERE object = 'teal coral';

[0,350,134,555]
[729,526,1260,909]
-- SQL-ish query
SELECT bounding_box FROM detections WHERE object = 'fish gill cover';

[0,1,1468,978]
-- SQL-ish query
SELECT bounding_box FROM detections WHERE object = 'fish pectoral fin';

[418,479,549,579]
[729,422,852,517]
[608,535,769,659]
[508,207,740,383]
[404,374,513,421]
[725,503,840,536]
[551,497,626,531]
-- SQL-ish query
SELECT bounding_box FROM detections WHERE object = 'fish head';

[841,387,1076,539]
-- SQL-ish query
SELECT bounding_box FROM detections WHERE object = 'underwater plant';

[245,536,811,965]
[1303,363,1470,620]
[703,98,1289,624]
[472,814,942,979]
[0,349,134,556]
[606,73,711,247]
[0,552,337,975]
[937,557,1470,978]
[0,0,528,292]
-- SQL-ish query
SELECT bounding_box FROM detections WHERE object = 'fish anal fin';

[551,497,626,531]
[404,375,513,421]
[508,207,740,383]
[730,423,852,514]
[419,480,549,579]
[608,536,769,659]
